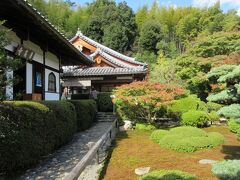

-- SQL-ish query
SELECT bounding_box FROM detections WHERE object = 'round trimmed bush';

[136,123,157,131]
[181,110,210,127]
[140,170,197,180]
[152,127,224,152]
[150,130,169,142]
[212,160,240,180]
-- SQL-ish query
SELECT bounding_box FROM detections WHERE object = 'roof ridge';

[71,30,147,66]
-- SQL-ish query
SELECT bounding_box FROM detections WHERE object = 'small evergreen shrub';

[206,102,223,112]
[140,170,197,180]
[228,119,240,138]
[150,130,169,142]
[154,127,224,152]
[168,95,207,115]
[135,123,157,130]
[181,110,210,127]
[69,100,97,131]
[208,111,220,122]
[217,104,240,119]
[212,160,240,180]
[97,92,113,112]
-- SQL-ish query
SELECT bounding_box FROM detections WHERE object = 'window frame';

[48,72,56,93]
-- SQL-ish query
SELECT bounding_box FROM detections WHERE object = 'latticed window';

[48,73,56,92]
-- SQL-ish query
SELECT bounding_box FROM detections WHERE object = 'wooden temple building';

[0,0,92,100]
[62,30,148,93]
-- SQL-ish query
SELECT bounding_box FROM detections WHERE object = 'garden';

[101,75,240,180]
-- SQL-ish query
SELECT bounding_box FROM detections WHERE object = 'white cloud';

[193,0,240,7]
[193,0,240,15]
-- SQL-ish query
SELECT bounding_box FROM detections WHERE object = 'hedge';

[0,101,77,173]
[181,110,210,127]
[69,100,97,131]
[140,170,197,180]
[97,92,113,112]
[0,100,97,174]
[135,123,157,131]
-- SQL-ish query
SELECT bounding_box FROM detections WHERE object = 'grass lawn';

[101,126,240,180]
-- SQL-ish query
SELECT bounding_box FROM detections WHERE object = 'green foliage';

[190,32,240,58]
[139,20,163,53]
[0,101,77,173]
[181,110,210,127]
[208,111,220,122]
[150,130,169,142]
[206,102,223,112]
[168,95,207,115]
[228,119,240,136]
[212,160,240,180]
[68,100,97,131]
[217,104,240,119]
[207,65,237,82]
[156,127,224,152]
[71,94,90,100]
[0,21,22,100]
[97,92,113,112]
[140,169,197,180]
[135,123,157,131]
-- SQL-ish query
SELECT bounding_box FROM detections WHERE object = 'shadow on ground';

[222,145,240,160]
[98,131,128,180]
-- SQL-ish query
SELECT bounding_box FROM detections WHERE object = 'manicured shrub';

[150,130,169,142]
[155,127,224,152]
[169,126,207,137]
[97,92,113,112]
[208,111,220,122]
[217,104,240,119]
[140,169,197,180]
[212,160,240,180]
[0,101,77,174]
[228,119,240,138]
[71,93,90,100]
[181,110,210,127]
[135,123,157,131]
[168,95,207,115]
[69,100,97,131]
[206,102,223,112]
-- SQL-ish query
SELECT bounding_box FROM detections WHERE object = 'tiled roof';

[90,49,141,69]
[70,30,147,66]
[63,67,147,77]
[15,0,93,65]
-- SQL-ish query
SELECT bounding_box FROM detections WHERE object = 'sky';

[74,0,240,14]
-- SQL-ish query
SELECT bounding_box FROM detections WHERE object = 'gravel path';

[19,122,113,180]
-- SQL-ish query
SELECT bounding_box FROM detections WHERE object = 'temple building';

[0,0,92,100]
[62,30,148,93]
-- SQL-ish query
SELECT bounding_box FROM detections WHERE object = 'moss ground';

[102,126,240,180]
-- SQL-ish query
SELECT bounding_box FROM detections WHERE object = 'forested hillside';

[28,0,240,100]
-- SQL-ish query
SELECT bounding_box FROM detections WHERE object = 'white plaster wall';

[45,52,59,70]
[26,63,33,94]
[5,70,13,100]
[45,93,60,100]
[23,40,44,64]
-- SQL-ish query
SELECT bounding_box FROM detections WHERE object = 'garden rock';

[199,159,217,165]
[120,120,133,131]
[135,167,151,176]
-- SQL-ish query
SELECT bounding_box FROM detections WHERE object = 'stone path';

[19,120,114,180]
